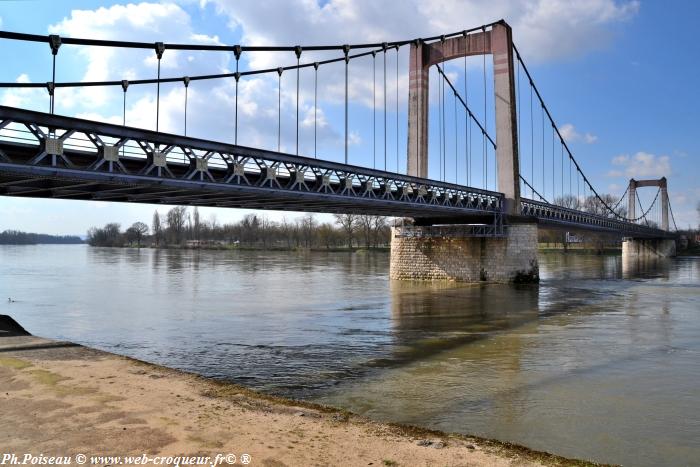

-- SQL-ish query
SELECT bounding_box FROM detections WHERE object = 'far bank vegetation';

[87,207,391,250]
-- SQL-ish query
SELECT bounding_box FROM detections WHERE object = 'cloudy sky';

[0,0,698,234]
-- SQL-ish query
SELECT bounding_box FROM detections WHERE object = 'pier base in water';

[390,224,539,283]
[622,238,676,259]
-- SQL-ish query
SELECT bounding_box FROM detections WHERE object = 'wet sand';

[0,330,603,466]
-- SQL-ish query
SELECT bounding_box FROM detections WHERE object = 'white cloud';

[46,2,225,111]
[608,152,671,179]
[196,0,636,147]
[560,123,598,144]
[204,0,639,63]
[0,74,47,111]
[2,0,637,156]
[34,2,356,155]
[584,133,598,144]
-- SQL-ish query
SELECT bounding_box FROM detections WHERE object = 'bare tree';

[152,210,162,247]
[241,214,260,245]
[193,207,201,241]
[166,206,188,245]
[130,222,149,248]
[582,194,624,218]
[334,214,358,248]
[280,217,293,249]
[555,194,581,211]
[371,216,388,247]
[358,215,373,248]
[259,215,272,248]
[87,223,123,247]
[300,214,317,248]
[317,223,335,249]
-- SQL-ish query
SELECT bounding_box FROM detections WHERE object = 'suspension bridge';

[0,20,678,282]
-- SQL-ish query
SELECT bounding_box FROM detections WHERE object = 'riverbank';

[537,244,621,255]
[0,316,603,467]
[91,243,390,253]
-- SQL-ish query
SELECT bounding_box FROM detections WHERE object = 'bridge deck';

[0,106,672,238]
[0,106,502,219]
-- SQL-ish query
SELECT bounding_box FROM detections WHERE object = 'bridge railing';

[0,105,504,215]
[521,198,671,237]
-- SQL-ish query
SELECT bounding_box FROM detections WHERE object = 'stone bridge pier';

[622,238,676,259]
[390,223,539,283]
[392,21,539,283]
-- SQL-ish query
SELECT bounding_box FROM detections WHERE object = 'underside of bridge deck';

[0,106,504,219]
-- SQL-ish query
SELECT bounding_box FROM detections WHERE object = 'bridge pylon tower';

[627,177,669,231]
[407,20,519,215]
[623,176,675,260]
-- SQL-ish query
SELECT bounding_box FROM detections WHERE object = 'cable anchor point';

[49,35,61,55]
[154,42,165,60]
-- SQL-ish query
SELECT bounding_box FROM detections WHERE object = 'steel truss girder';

[0,106,674,235]
[521,198,670,238]
[0,105,502,218]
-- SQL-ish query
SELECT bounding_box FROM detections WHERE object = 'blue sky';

[0,0,698,234]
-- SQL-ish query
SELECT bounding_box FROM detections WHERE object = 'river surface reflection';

[1,245,698,466]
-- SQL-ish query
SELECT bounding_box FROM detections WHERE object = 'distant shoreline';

[0,241,85,245]
[0,229,84,245]
[86,244,390,252]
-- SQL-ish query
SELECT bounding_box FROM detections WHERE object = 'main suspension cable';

[514,43,631,221]
[0,22,503,53]
[433,64,494,147]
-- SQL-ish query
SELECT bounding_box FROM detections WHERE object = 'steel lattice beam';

[0,105,674,237]
[0,105,502,219]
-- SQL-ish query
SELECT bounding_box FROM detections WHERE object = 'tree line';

[0,230,84,245]
[553,194,628,219]
[87,207,391,249]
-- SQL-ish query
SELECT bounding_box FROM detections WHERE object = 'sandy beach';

[0,326,608,467]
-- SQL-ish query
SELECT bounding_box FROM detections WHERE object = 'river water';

[1,244,698,466]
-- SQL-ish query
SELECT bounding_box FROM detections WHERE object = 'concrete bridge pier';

[622,237,676,259]
[390,223,539,283]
